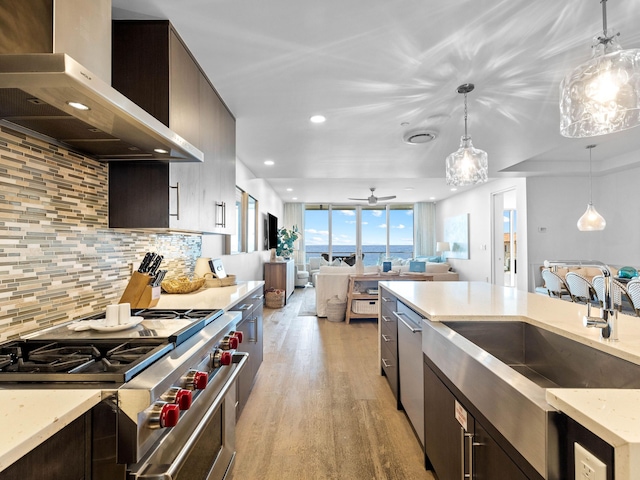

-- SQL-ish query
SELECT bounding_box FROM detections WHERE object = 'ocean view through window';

[304,204,414,266]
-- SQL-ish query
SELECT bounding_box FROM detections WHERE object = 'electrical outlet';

[575,443,606,480]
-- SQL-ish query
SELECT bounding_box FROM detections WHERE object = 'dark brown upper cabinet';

[109,20,236,233]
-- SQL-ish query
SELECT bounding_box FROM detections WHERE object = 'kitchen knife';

[152,270,167,287]
[148,255,163,276]
[138,252,152,272]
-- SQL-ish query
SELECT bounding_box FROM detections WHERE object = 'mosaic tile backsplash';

[0,126,202,339]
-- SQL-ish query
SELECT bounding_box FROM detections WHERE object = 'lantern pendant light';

[577,144,606,231]
[560,0,640,138]
[445,84,488,186]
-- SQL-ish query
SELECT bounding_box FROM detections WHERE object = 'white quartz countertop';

[156,280,264,310]
[546,389,640,480]
[381,281,640,480]
[0,389,103,473]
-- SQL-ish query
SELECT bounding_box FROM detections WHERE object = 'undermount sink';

[442,321,640,389]
[423,319,640,479]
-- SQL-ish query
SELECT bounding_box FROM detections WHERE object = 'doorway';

[492,189,517,288]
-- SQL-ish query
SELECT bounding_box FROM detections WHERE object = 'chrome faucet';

[544,260,618,342]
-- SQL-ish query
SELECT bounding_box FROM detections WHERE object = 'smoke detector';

[403,129,437,145]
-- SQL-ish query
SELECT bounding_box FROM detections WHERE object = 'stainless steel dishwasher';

[395,302,425,446]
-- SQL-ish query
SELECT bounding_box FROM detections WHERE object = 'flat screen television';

[268,213,278,249]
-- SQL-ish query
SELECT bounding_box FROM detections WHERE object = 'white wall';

[526,164,640,288]
[436,178,528,290]
[201,159,283,281]
[437,164,640,293]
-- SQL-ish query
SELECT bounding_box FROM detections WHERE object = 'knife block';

[119,271,152,307]
[135,285,161,308]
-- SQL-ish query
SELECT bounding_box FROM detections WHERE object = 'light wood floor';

[230,287,436,480]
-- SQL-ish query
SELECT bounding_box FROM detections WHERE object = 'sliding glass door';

[304,204,413,266]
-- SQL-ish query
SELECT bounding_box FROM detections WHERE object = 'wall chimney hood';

[0,0,203,162]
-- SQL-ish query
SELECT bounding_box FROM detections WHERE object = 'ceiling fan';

[348,187,396,206]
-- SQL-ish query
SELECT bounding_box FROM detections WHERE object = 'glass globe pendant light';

[560,0,640,138]
[446,84,488,186]
[577,144,606,231]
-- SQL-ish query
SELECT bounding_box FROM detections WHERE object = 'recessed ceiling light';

[286,188,293,192]
[264,160,274,166]
[429,196,435,200]
[403,129,437,144]
[310,115,326,123]
[154,148,168,154]
[404,187,414,191]
[450,188,458,192]
[67,101,90,111]
[292,197,298,200]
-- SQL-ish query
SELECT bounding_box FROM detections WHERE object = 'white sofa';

[314,263,459,317]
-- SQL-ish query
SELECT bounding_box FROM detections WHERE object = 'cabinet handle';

[393,311,422,333]
[215,201,226,227]
[248,318,257,343]
[252,294,265,300]
[381,296,393,303]
[381,334,392,342]
[381,358,393,368]
[465,432,474,479]
[169,182,180,220]
[236,303,252,311]
[381,315,393,323]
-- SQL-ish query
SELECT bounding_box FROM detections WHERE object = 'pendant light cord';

[463,92,468,138]
[587,144,596,203]
[597,0,619,47]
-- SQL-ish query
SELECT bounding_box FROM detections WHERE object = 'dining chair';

[541,269,572,300]
[565,272,596,304]
[592,275,633,313]
[625,279,640,316]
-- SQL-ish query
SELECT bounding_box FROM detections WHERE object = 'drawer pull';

[381,315,393,323]
[381,358,393,369]
[381,334,392,342]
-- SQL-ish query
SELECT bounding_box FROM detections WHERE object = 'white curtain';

[283,203,305,265]
[414,202,436,257]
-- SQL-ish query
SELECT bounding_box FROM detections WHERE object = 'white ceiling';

[112,0,640,204]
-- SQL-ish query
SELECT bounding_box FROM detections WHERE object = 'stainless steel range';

[0,308,247,480]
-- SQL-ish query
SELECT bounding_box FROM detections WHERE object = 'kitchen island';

[0,281,263,476]
[381,281,640,480]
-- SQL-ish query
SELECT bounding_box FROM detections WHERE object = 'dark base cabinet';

[379,288,401,409]
[233,291,264,418]
[424,358,535,480]
[0,413,91,480]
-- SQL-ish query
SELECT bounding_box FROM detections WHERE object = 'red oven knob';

[161,387,193,410]
[220,335,239,350]
[175,389,193,410]
[148,402,180,429]
[160,403,180,428]
[183,370,209,390]
[211,349,233,368]
[232,331,243,343]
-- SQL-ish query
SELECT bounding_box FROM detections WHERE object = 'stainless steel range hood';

[0,54,203,162]
[0,0,203,162]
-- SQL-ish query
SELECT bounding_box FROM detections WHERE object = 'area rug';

[297,286,317,316]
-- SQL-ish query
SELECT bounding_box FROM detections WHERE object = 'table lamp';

[436,242,450,262]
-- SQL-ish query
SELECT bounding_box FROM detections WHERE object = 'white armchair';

[308,257,322,286]
[295,264,310,287]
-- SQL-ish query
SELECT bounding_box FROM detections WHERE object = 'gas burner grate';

[133,308,222,321]
[9,343,100,373]
[107,343,159,363]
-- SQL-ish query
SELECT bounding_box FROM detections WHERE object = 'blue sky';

[304,208,414,246]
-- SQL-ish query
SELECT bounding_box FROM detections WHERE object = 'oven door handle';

[135,353,249,479]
